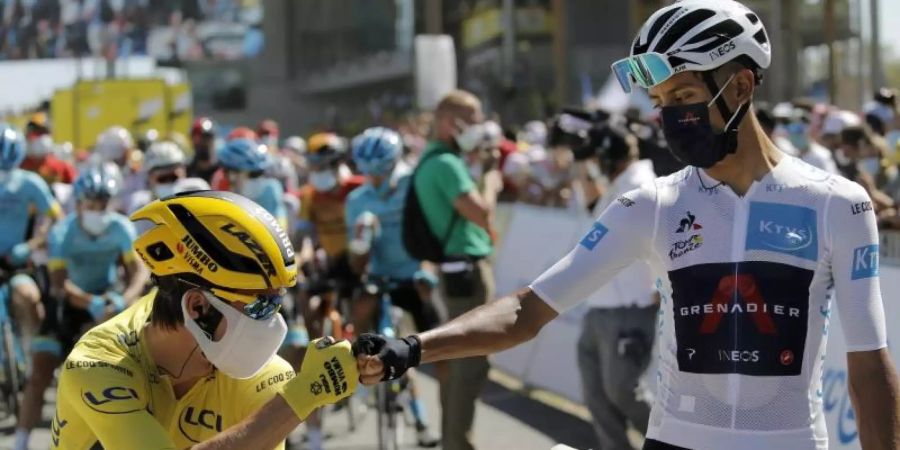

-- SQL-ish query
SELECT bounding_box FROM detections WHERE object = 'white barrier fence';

[489,204,900,450]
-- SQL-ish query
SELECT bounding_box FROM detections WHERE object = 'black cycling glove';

[352,333,422,381]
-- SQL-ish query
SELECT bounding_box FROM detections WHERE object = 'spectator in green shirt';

[413,90,496,450]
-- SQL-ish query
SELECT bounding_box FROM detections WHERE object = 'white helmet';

[283,136,306,155]
[615,0,771,94]
[95,126,134,161]
[632,0,770,73]
[144,141,186,172]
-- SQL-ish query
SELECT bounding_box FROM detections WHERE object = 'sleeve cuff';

[527,283,565,314]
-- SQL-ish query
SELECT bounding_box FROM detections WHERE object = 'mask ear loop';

[703,71,751,133]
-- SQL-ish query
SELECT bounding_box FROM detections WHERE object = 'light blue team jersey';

[249,179,288,226]
[48,214,137,295]
[345,175,420,280]
[0,169,58,256]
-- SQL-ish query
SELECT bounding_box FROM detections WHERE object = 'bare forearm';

[419,289,557,363]
[848,349,900,450]
[191,395,301,450]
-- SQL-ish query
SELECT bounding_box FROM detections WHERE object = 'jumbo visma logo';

[745,201,818,261]
[81,386,142,414]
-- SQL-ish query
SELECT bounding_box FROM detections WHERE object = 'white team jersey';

[530,156,887,450]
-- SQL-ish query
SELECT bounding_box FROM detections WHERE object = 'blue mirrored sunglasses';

[611,52,676,94]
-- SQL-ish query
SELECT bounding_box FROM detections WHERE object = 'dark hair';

[150,274,207,330]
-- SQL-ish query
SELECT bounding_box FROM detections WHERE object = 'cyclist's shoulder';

[781,156,866,201]
[346,182,375,203]
[109,213,137,236]
[12,169,50,192]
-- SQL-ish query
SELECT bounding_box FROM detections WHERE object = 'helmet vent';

[147,242,174,261]
[746,13,760,25]
[652,9,716,54]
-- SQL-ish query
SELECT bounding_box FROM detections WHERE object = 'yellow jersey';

[51,293,295,450]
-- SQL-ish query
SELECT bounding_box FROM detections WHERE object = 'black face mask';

[659,73,750,169]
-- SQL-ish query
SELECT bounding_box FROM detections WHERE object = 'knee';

[10,276,40,306]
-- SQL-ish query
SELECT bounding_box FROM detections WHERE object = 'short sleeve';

[423,155,475,204]
[27,173,60,218]
[48,222,68,268]
[56,349,175,450]
[529,184,657,312]
[238,356,295,419]
[828,181,887,352]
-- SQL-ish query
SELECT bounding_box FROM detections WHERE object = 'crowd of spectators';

[436,87,900,235]
[0,0,261,61]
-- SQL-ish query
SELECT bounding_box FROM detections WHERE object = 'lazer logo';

[253,205,295,259]
[179,407,223,443]
[221,223,277,276]
[851,244,879,280]
[579,222,609,251]
[746,202,818,261]
[180,235,219,274]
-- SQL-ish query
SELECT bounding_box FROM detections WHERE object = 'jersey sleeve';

[56,349,176,450]
[47,221,69,271]
[27,173,62,218]
[237,357,295,431]
[529,184,657,312]
[827,181,887,352]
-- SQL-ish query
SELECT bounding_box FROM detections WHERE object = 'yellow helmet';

[130,191,297,304]
[306,132,345,165]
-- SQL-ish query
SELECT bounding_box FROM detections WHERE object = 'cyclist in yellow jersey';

[52,191,358,450]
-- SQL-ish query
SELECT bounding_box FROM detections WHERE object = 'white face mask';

[454,120,485,153]
[81,210,112,235]
[182,291,287,379]
[152,182,177,199]
[240,177,267,200]
[310,170,337,192]
[27,135,53,157]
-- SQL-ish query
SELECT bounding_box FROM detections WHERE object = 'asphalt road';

[0,367,597,450]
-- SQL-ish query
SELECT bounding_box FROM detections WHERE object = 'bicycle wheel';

[0,322,19,419]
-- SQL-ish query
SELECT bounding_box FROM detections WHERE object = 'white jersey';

[530,156,886,450]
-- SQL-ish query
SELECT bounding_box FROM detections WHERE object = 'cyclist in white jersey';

[353,2,900,449]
